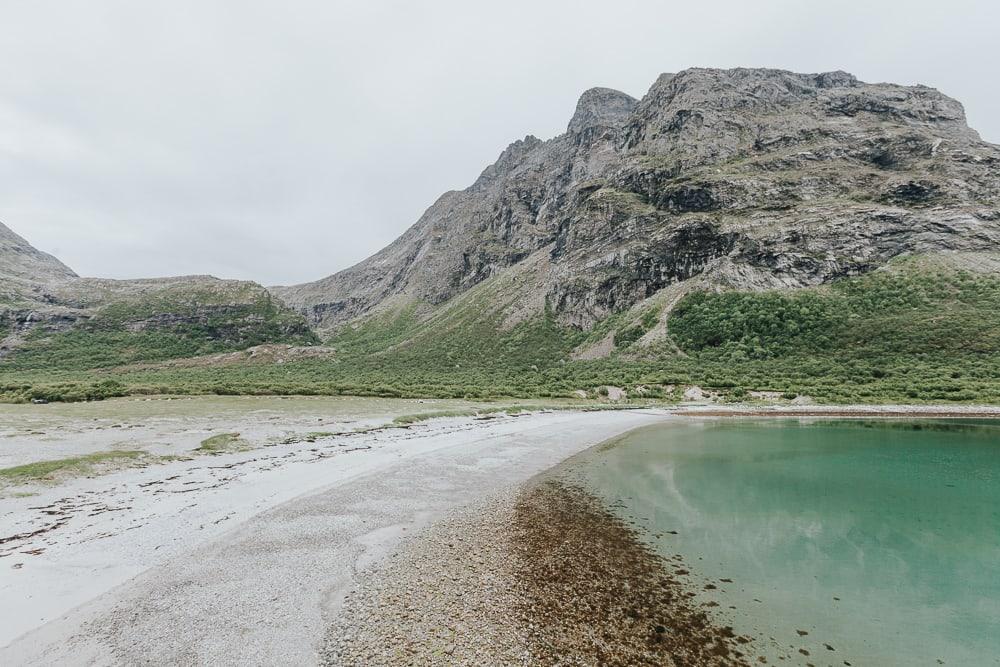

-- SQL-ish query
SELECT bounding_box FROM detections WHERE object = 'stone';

[272,68,1000,343]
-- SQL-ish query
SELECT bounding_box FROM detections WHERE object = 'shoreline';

[2,398,996,663]
[325,479,756,666]
[670,403,1000,418]
[0,407,666,665]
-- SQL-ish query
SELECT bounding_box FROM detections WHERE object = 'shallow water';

[554,418,1000,666]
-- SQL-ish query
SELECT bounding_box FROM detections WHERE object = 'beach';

[0,398,666,665]
[2,398,997,665]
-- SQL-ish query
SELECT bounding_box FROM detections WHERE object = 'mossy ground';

[196,433,247,453]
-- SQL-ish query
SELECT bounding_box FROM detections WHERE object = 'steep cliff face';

[274,68,1000,333]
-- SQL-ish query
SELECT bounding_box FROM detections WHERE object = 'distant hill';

[0,221,317,376]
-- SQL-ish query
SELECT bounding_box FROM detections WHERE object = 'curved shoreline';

[325,479,756,666]
[0,408,666,665]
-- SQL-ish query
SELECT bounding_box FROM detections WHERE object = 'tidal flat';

[3,400,998,665]
[0,399,662,664]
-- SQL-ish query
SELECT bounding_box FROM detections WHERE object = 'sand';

[0,402,667,665]
[2,397,994,665]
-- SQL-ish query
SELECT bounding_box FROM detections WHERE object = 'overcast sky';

[1,1,996,285]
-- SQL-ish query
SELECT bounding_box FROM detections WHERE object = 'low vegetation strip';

[196,433,246,453]
[3,261,1000,405]
[0,451,146,485]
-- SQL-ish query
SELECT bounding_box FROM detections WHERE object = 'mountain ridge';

[272,67,1000,337]
[0,221,316,364]
[3,66,1000,405]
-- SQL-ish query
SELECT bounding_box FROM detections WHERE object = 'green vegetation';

[392,405,539,425]
[0,450,145,485]
[392,409,481,425]
[614,308,659,348]
[2,291,316,374]
[0,379,127,403]
[3,258,1000,405]
[196,433,246,453]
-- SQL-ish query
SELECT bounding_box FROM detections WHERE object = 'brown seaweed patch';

[509,480,756,666]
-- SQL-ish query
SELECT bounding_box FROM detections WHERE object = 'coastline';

[2,398,997,664]
[0,406,666,665]
[325,479,756,666]
[671,403,1000,418]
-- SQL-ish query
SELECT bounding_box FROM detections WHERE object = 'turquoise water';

[553,419,1000,665]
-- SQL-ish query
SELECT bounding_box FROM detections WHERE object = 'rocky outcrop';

[274,68,1000,334]
[0,222,76,284]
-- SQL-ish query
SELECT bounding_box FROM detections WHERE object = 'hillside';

[0,223,77,286]
[274,68,1000,344]
[3,67,1000,404]
[0,221,317,396]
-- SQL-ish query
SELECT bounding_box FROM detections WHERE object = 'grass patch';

[392,409,481,425]
[196,432,246,453]
[302,431,337,440]
[0,450,145,485]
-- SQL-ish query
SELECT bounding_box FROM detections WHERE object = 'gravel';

[324,480,756,666]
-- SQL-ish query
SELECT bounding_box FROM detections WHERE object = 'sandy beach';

[2,398,997,665]
[0,398,667,665]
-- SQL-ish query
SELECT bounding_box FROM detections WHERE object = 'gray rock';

[272,67,1000,334]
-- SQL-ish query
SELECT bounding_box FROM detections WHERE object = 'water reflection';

[552,419,1000,666]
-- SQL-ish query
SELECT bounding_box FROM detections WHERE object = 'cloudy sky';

[1,1,996,285]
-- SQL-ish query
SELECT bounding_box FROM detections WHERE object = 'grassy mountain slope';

[5,68,1000,404]
[5,253,1000,404]
[0,276,318,401]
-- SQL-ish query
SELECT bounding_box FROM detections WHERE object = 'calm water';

[552,419,1000,666]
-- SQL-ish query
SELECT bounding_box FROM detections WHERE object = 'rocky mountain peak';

[0,221,77,283]
[812,70,859,88]
[567,87,637,134]
[473,135,545,187]
[274,67,1000,334]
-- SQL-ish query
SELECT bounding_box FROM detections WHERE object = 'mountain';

[3,67,1000,405]
[274,68,1000,345]
[0,222,316,369]
[0,222,77,298]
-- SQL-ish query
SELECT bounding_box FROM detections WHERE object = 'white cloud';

[0,0,996,284]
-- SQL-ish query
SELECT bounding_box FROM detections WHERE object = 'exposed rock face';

[0,222,77,298]
[274,68,1000,332]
